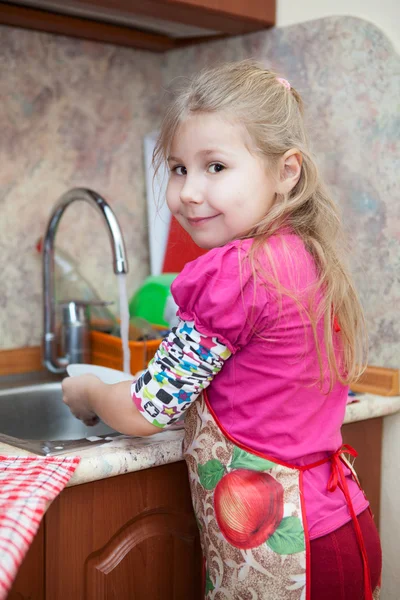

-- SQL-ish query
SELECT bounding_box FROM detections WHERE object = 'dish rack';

[90,330,162,374]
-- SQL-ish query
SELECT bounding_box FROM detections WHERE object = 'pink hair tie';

[276,77,291,90]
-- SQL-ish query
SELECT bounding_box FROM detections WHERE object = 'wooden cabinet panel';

[170,0,275,22]
[0,4,175,52]
[342,417,382,529]
[51,0,275,32]
[7,521,44,600]
[85,511,201,598]
[45,461,202,600]
[0,0,275,51]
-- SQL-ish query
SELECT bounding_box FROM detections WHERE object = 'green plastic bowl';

[129,274,178,327]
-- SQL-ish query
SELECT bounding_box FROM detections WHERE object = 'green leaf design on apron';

[266,516,305,555]
[205,569,215,594]
[198,459,225,490]
[229,445,276,471]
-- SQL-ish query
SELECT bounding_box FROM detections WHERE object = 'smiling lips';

[186,214,220,226]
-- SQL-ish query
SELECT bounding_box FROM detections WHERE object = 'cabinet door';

[342,417,382,529]
[7,521,44,600]
[45,461,202,600]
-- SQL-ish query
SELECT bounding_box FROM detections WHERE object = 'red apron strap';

[328,444,373,600]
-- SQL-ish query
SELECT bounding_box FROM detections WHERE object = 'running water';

[117,274,131,373]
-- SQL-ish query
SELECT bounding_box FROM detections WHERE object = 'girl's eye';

[172,165,186,176]
[208,163,225,174]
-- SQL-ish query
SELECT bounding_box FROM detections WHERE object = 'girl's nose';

[179,177,203,204]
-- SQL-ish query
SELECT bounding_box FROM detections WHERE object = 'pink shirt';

[172,233,368,539]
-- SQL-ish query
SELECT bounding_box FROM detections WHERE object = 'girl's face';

[166,112,279,249]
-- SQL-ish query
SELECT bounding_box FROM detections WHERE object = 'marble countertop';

[0,392,399,488]
[343,392,400,425]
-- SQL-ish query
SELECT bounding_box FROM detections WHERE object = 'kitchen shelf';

[0,0,276,52]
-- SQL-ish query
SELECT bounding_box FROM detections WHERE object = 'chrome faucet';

[42,188,129,373]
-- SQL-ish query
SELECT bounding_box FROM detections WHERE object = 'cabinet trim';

[85,508,200,597]
[0,345,43,376]
[0,3,175,51]
[0,0,275,51]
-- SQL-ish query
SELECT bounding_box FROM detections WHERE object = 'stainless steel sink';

[0,377,121,456]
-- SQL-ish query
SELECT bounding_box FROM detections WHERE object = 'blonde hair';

[153,60,367,389]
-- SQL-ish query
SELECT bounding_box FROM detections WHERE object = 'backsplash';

[1,27,162,349]
[1,17,399,369]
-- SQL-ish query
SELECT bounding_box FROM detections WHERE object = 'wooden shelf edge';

[0,3,175,51]
[350,365,400,397]
[0,0,275,51]
[0,345,44,376]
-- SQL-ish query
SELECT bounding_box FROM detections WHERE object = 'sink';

[0,380,121,456]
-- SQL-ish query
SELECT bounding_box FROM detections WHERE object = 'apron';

[183,391,380,600]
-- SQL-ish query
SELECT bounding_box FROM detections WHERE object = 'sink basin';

[0,381,121,456]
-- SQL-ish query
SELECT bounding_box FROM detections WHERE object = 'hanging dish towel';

[0,455,80,599]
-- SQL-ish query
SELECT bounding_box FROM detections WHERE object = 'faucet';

[42,188,129,374]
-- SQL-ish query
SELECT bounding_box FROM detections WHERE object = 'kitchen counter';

[1,392,399,488]
[343,392,400,424]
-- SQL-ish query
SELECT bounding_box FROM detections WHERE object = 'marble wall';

[0,26,162,349]
[1,17,399,369]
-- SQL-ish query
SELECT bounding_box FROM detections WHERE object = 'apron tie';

[328,444,373,600]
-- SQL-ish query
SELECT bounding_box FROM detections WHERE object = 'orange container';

[90,329,162,374]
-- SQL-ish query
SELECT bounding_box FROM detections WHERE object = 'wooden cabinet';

[0,0,276,52]
[342,417,382,529]
[9,461,202,600]
[7,520,44,600]
[9,417,382,599]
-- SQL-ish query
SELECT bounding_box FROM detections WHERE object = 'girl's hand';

[62,374,102,427]
[62,374,161,437]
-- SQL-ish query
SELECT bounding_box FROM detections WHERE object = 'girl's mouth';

[187,214,220,226]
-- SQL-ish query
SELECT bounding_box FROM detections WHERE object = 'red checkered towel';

[0,455,80,599]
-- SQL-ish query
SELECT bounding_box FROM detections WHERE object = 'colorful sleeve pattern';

[131,319,231,428]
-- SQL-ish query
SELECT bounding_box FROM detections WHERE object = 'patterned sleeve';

[131,319,231,428]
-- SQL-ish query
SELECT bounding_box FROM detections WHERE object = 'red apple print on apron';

[213,468,284,549]
[196,444,306,556]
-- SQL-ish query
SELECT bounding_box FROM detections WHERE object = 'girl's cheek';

[166,196,176,213]
[166,181,176,211]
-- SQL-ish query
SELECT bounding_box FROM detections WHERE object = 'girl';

[63,61,382,599]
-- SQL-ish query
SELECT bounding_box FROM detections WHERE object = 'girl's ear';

[277,149,302,195]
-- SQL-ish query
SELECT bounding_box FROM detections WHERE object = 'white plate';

[66,364,134,385]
